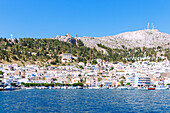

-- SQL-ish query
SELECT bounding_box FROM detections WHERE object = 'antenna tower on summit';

[152,23,154,29]
[147,22,150,29]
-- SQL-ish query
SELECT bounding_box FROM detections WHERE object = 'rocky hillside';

[79,29,170,50]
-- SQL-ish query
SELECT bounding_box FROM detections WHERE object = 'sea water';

[0,89,170,113]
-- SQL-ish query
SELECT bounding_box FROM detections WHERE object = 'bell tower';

[11,34,13,41]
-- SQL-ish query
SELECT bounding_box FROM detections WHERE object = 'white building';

[62,54,72,63]
[134,76,151,87]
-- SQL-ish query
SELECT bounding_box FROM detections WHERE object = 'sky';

[0,0,170,38]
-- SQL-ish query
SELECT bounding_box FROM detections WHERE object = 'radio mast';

[147,22,150,29]
[152,23,154,29]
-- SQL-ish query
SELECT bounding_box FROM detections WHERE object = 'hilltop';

[80,29,170,50]
[53,29,170,55]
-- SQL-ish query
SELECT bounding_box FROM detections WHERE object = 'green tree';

[120,80,124,86]
[92,60,97,65]
[0,71,4,75]
[72,83,83,86]
[126,82,131,86]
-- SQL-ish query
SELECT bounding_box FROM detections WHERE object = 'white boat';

[36,86,47,89]
[76,86,83,89]
[109,87,117,89]
[117,86,128,90]
[56,86,61,89]
[67,86,74,89]
[138,87,147,90]
[88,87,100,89]
[127,86,135,90]
[0,87,4,91]
[48,86,52,89]
[61,86,67,89]
[5,86,15,90]
[26,87,34,90]
[155,86,168,90]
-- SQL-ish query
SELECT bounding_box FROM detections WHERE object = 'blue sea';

[0,89,170,113]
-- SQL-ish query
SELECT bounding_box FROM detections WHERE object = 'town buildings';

[0,60,170,88]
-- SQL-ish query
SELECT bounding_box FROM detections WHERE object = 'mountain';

[79,29,170,51]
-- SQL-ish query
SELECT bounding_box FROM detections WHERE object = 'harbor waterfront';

[0,89,170,113]
[0,60,170,91]
[1,59,170,91]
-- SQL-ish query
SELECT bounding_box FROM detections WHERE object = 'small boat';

[0,84,5,91]
[0,87,4,91]
[117,86,128,90]
[155,86,168,90]
[67,86,74,89]
[148,86,155,90]
[138,87,147,90]
[41,86,47,89]
[109,87,117,89]
[76,86,83,89]
[36,86,47,89]
[56,86,61,89]
[127,86,135,90]
[26,87,34,90]
[88,87,100,89]
[5,86,15,90]
[61,86,67,89]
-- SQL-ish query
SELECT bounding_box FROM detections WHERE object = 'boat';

[127,86,135,90]
[5,86,15,90]
[0,83,5,91]
[109,87,117,89]
[36,86,47,89]
[76,86,83,89]
[88,87,100,89]
[148,86,155,90]
[56,86,61,89]
[0,87,4,91]
[48,86,52,89]
[67,86,75,89]
[61,86,67,89]
[155,86,168,90]
[117,86,128,90]
[138,87,147,90]
[26,87,34,90]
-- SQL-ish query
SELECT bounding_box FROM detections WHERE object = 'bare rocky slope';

[79,29,170,51]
